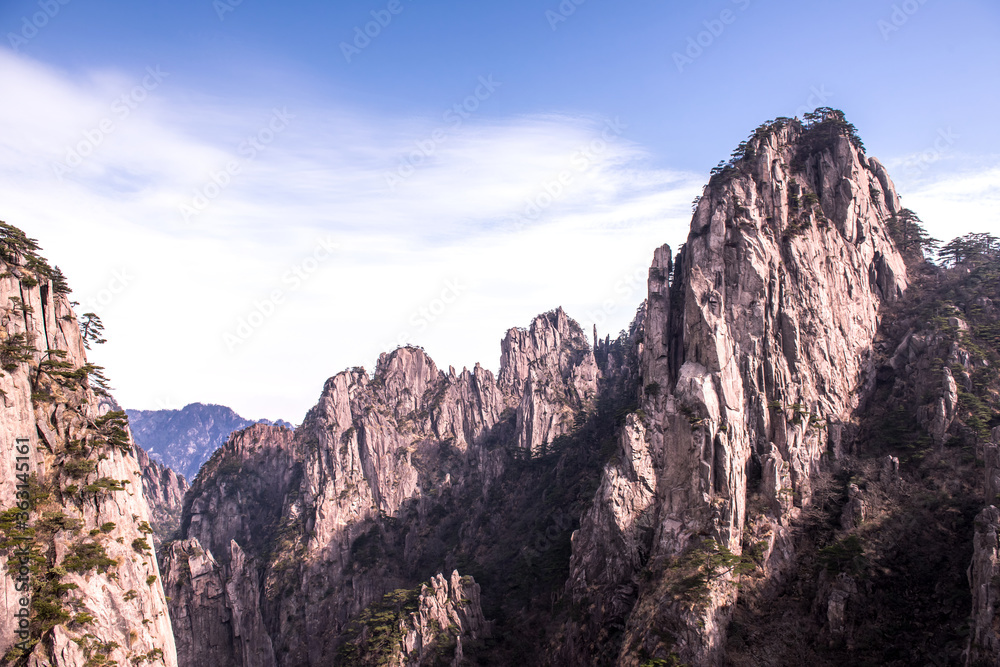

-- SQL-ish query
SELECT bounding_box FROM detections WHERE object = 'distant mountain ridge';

[126,402,294,480]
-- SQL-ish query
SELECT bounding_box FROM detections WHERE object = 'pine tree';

[51,265,71,295]
[79,313,107,349]
[938,232,1000,267]
[801,107,865,153]
[887,208,940,257]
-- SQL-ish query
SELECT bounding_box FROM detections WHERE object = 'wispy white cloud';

[4,49,992,422]
[887,152,1000,243]
[0,50,700,421]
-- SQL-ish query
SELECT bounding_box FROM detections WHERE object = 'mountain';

[162,308,614,666]
[4,109,1000,667]
[0,223,177,665]
[126,403,294,480]
[158,111,1000,667]
[135,443,189,549]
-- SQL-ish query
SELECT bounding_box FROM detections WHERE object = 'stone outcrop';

[499,309,600,455]
[400,571,490,666]
[565,114,910,665]
[889,328,966,448]
[339,570,490,667]
[162,538,275,667]
[135,442,189,548]
[967,426,1000,665]
[163,307,601,666]
[967,505,1000,666]
[0,224,177,666]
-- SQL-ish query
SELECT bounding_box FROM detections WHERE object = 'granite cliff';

[562,111,910,664]
[0,223,177,666]
[162,308,617,665]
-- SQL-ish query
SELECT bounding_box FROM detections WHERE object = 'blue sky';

[1,0,998,421]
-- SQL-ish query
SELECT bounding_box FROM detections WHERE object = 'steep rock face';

[968,427,1000,666]
[564,413,656,658]
[968,504,1000,667]
[567,116,909,665]
[0,224,177,666]
[162,538,275,667]
[135,443,188,548]
[716,233,998,665]
[181,424,298,566]
[160,423,297,667]
[499,309,600,455]
[165,307,601,666]
[127,403,292,480]
[338,570,490,666]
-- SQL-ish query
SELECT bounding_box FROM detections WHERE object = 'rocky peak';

[658,111,908,543]
[565,112,911,665]
[498,307,593,393]
[498,307,600,455]
[164,308,600,666]
[373,347,441,419]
